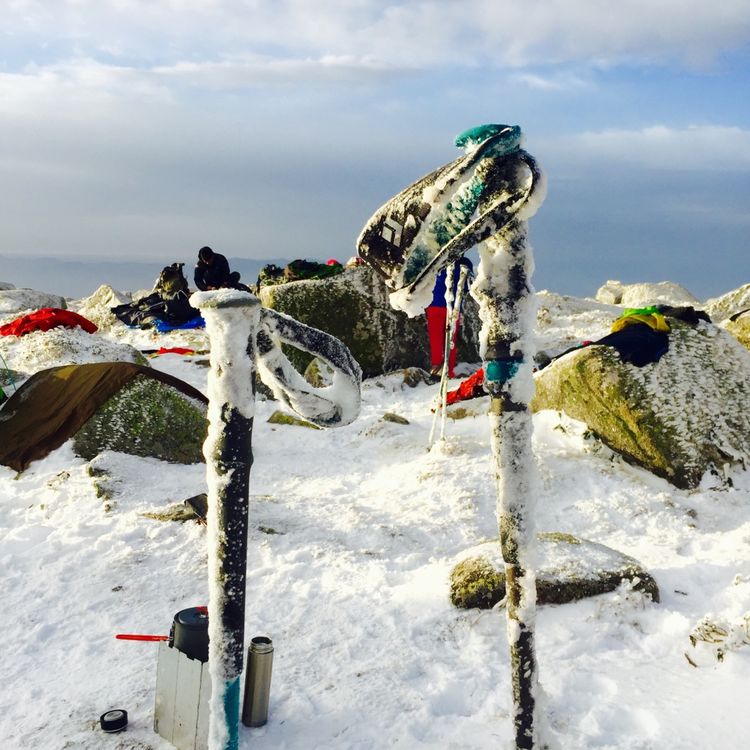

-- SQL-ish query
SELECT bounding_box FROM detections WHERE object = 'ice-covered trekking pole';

[357,123,546,749]
[428,262,471,447]
[470,150,546,750]
[439,262,469,442]
[192,290,361,750]
[428,263,455,446]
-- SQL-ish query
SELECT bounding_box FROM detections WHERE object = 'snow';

[1,286,749,749]
[595,280,702,308]
[0,288,67,314]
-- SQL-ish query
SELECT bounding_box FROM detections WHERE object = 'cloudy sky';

[2,0,749,298]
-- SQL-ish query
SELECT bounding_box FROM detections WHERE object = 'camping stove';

[153,607,211,750]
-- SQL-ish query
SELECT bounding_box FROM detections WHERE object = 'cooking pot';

[170,606,209,662]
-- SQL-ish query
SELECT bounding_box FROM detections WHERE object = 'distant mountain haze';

[0,255,290,299]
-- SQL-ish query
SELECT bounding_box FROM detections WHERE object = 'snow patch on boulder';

[68,284,131,332]
[595,279,701,308]
[0,326,146,390]
[705,283,750,324]
[532,320,750,488]
[0,288,67,316]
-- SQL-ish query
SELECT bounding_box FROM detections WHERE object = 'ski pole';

[192,289,361,750]
[356,123,545,749]
[439,263,469,441]
[428,263,455,446]
[471,150,545,750]
[193,291,259,750]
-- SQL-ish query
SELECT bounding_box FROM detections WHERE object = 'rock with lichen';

[267,409,321,429]
[531,320,750,489]
[724,312,750,350]
[73,376,207,463]
[259,266,480,377]
[449,533,659,609]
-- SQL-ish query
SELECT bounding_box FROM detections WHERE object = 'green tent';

[0,362,208,471]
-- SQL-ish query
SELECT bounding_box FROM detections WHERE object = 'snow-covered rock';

[535,290,620,353]
[68,284,131,332]
[0,326,146,389]
[705,283,750,323]
[259,265,481,377]
[532,319,750,489]
[73,376,207,464]
[450,533,659,608]
[0,288,67,316]
[595,279,702,308]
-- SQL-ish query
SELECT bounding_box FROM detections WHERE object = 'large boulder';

[68,284,131,332]
[73,375,208,463]
[0,288,67,315]
[450,533,659,609]
[531,320,750,489]
[704,283,750,323]
[259,266,481,377]
[0,326,146,391]
[725,311,750,350]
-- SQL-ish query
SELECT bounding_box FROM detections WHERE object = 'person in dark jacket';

[194,246,231,291]
[226,271,252,293]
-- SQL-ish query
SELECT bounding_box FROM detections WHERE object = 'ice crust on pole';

[193,289,258,750]
[357,125,548,749]
[192,288,362,749]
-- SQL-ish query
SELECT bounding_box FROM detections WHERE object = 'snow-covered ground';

[1,284,749,749]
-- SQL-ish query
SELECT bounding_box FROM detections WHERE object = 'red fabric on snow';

[152,347,196,357]
[446,368,485,405]
[0,308,98,337]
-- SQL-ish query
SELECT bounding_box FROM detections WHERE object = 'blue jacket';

[429,258,474,308]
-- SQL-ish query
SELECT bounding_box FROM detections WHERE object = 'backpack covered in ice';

[357,124,545,316]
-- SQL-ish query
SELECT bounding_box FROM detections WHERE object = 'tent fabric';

[0,362,208,472]
[0,308,97,337]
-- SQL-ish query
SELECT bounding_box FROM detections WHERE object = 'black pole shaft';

[210,401,254,678]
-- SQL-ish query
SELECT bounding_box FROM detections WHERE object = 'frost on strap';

[357,123,542,316]
[256,307,362,428]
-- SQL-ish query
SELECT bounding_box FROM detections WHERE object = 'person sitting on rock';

[194,246,231,291]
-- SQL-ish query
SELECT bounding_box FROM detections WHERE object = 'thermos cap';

[250,636,273,654]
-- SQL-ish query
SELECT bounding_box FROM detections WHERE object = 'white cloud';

[4,1,750,72]
[567,125,750,171]
[510,71,593,92]
[152,54,413,88]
